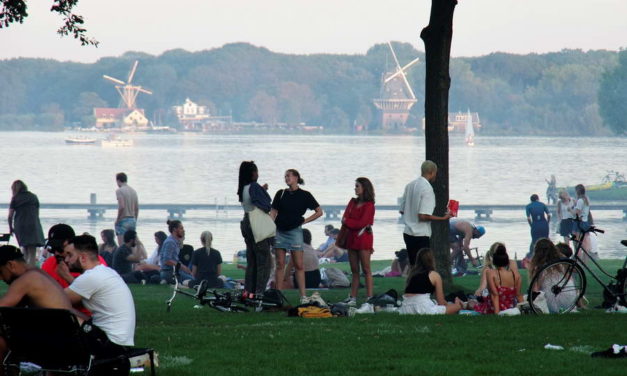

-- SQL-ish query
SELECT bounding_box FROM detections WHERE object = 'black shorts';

[403,234,430,266]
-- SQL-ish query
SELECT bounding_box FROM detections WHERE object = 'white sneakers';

[354,302,374,314]
[342,297,357,307]
[299,296,310,305]
[309,292,328,307]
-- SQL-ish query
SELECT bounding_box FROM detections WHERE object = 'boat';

[561,171,627,201]
[65,136,97,145]
[464,109,475,146]
[101,135,133,147]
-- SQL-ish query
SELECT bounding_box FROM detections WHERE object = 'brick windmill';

[373,42,420,130]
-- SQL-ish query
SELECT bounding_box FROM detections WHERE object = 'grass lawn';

[132,259,627,376]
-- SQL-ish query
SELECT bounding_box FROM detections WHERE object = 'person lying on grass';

[470,243,523,314]
[399,248,463,315]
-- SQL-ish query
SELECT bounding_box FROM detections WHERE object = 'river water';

[1,132,626,260]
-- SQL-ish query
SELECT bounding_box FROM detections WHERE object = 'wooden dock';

[1,195,626,221]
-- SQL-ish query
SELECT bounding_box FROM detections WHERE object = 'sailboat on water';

[465,109,475,146]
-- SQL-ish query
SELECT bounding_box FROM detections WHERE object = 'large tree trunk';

[420,0,457,286]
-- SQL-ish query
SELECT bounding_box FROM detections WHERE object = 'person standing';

[114,172,139,246]
[525,194,550,259]
[556,189,574,245]
[7,180,44,266]
[568,184,592,258]
[341,177,375,308]
[399,160,451,266]
[237,161,274,295]
[271,169,323,304]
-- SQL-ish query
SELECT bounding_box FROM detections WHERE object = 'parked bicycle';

[527,219,627,314]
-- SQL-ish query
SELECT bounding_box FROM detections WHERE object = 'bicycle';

[527,219,627,314]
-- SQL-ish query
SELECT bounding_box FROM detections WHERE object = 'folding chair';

[0,307,155,375]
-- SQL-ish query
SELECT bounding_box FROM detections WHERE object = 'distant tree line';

[0,42,623,135]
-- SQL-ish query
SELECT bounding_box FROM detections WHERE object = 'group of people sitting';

[97,220,226,290]
[398,237,576,315]
[0,223,136,375]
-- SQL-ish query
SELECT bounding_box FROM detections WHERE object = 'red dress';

[342,199,375,251]
[474,286,517,314]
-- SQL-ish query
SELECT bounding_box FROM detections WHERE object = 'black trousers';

[403,233,430,266]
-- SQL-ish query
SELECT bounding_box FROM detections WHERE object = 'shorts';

[559,219,573,236]
[399,294,446,315]
[275,226,303,251]
[115,217,136,236]
[572,220,590,234]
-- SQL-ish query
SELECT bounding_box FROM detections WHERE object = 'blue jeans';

[160,269,193,284]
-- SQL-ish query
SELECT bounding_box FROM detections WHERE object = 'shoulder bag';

[249,206,276,243]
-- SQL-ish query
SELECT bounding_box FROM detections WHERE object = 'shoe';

[299,296,310,305]
[342,297,357,307]
[591,344,627,358]
[309,292,327,307]
[452,271,464,277]
[195,280,208,298]
[354,302,374,314]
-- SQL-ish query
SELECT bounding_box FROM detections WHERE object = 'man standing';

[399,160,451,265]
[115,172,139,246]
[64,235,136,349]
[449,219,486,276]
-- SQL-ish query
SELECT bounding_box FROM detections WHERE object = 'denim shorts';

[275,226,303,251]
[115,217,136,236]
[572,220,590,233]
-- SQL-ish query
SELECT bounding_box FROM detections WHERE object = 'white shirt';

[146,247,160,265]
[69,264,136,346]
[574,198,590,222]
[558,199,574,220]
[400,176,436,237]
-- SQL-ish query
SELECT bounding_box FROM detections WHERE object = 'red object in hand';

[448,200,459,217]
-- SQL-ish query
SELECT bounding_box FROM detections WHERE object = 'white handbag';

[249,206,276,243]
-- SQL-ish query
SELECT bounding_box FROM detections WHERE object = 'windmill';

[103,61,152,109]
[373,42,420,130]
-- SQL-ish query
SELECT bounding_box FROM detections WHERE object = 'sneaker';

[299,296,310,305]
[309,292,327,307]
[354,302,374,314]
[342,297,357,307]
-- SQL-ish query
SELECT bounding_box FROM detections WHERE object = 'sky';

[1,0,625,63]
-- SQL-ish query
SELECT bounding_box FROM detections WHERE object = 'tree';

[598,49,627,135]
[0,0,97,45]
[420,0,457,285]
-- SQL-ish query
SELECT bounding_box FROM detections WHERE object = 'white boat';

[464,109,475,146]
[101,135,133,147]
[65,136,97,145]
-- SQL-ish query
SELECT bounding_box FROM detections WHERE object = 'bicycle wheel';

[527,259,586,314]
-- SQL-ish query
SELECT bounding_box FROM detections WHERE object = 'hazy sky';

[1,0,625,62]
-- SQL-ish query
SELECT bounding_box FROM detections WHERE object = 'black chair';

[0,307,155,375]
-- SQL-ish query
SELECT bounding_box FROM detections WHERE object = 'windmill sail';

[465,109,475,146]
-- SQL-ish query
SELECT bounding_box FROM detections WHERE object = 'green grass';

[131,260,627,376]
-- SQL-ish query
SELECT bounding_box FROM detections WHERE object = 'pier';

[1,194,626,221]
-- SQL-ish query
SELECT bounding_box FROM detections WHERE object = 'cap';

[0,245,24,266]
[474,226,486,238]
[46,224,76,253]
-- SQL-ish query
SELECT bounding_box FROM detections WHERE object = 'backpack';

[324,267,350,288]
[262,289,289,308]
[367,289,400,307]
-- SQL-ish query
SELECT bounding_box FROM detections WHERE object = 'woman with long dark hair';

[98,229,117,266]
[271,169,322,304]
[399,248,463,315]
[341,177,375,308]
[7,180,45,266]
[238,161,273,295]
[472,243,523,314]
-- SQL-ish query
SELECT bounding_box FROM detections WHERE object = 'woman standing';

[238,161,274,295]
[569,184,592,257]
[7,180,44,266]
[525,194,550,259]
[271,169,323,304]
[341,177,375,308]
[556,189,574,245]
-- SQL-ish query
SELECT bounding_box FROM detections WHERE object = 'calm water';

[1,132,626,260]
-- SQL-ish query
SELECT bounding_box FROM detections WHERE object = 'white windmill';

[103,61,152,109]
[373,42,420,130]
